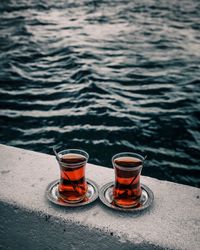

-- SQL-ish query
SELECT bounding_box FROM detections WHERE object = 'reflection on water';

[0,0,200,187]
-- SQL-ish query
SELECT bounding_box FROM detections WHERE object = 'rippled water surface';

[0,0,200,187]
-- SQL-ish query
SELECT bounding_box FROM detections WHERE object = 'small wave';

[0,0,200,187]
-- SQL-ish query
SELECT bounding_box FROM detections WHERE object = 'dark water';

[0,0,200,187]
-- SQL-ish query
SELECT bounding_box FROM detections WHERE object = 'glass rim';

[56,148,89,167]
[112,152,145,170]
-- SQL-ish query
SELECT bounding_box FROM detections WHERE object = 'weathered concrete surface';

[0,144,199,250]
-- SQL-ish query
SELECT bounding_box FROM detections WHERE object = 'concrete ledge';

[0,144,199,250]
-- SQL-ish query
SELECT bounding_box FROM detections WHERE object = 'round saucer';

[99,182,154,212]
[46,179,99,207]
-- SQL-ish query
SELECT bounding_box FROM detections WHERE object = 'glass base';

[114,199,140,208]
[59,193,86,204]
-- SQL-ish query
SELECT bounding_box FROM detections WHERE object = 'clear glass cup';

[112,152,145,208]
[54,148,89,203]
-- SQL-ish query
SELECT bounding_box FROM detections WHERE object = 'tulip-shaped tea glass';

[112,152,145,208]
[54,148,89,203]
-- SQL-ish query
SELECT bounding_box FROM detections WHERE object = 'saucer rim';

[99,182,154,212]
[46,178,99,207]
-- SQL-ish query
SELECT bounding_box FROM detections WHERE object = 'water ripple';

[0,0,200,187]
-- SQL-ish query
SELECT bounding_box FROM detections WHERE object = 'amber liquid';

[113,156,142,207]
[58,153,87,203]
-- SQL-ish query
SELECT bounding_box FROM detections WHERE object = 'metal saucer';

[99,182,154,212]
[46,179,99,207]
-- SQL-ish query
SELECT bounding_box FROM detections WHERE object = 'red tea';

[113,156,142,207]
[58,153,88,203]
